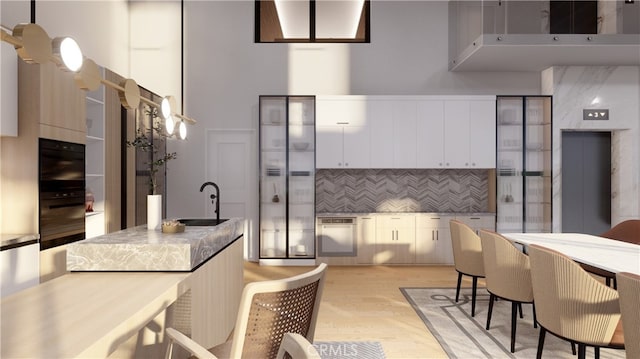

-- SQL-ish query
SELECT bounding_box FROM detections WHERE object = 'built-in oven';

[39,138,86,250]
[317,217,357,257]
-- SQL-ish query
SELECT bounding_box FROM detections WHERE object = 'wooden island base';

[1,237,243,359]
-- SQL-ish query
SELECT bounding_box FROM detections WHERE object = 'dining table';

[501,232,640,276]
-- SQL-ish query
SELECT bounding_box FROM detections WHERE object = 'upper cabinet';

[317,96,496,169]
[1,42,18,137]
[316,97,370,168]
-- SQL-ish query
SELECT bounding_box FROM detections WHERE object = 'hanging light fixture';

[161,96,177,135]
[52,36,83,72]
[10,23,51,64]
[178,120,187,140]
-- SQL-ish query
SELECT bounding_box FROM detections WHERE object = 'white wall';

[169,1,543,260]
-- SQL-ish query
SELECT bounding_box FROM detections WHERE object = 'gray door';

[561,132,611,235]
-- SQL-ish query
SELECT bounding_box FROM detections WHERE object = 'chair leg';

[536,327,546,359]
[577,344,586,359]
[613,278,617,290]
[595,346,600,359]
[571,342,576,355]
[510,301,517,353]
[532,303,538,328]
[471,276,478,317]
[455,272,463,302]
[518,302,523,318]
[606,277,611,287]
[486,293,495,330]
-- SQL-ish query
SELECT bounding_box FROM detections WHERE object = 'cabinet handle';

[472,162,476,166]
[431,230,435,241]
[436,230,439,241]
[338,163,342,166]
[345,162,349,167]
[465,163,469,166]
[446,163,450,166]
[439,163,443,166]
[336,122,349,125]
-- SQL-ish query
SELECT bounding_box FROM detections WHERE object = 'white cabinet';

[456,214,496,235]
[417,100,445,168]
[415,215,455,264]
[368,100,394,168]
[1,42,18,137]
[375,215,415,264]
[85,71,106,239]
[316,97,370,168]
[357,216,376,264]
[444,99,496,168]
[316,96,496,170]
[392,101,418,168]
[1,243,40,297]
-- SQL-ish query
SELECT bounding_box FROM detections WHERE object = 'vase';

[147,194,162,230]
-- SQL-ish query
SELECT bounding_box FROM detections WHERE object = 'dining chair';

[165,263,327,359]
[616,272,640,359]
[449,219,485,317]
[276,333,321,359]
[479,230,535,353]
[581,219,640,288]
[528,244,625,359]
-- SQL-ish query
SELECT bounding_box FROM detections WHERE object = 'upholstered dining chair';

[479,230,535,353]
[449,219,485,317]
[616,272,640,359]
[581,219,640,288]
[528,244,625,359]
[165,263,327,359]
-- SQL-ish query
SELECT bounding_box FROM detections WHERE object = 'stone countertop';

[1,233,39,251]
[66,218,244,272]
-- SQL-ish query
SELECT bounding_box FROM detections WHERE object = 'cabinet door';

[39,62,86,135]
[469,100,496,168]
[1,243,40,297]
[444,101,470,168]
[368,100,394,168]
[357,216,376,264]
[316,97,366,127]
[1,42,18,136]
[375,216,415,264]
[392,101,418,168]
[417,100,445,168]
[456,215,496,235]
[416,216,454,264]
[316,126,344,168]
[343,125,370,168]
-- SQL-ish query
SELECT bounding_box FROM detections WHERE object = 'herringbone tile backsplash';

[316,169,488,213]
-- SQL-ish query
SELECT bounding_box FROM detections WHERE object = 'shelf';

[86,96,104,105]
[85,211,104,218]
[86,135,104,143]
[86,173,104,178]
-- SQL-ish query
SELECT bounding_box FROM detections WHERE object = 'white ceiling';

[451,34,640,72]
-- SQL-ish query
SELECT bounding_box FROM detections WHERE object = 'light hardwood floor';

[243,263,477,359]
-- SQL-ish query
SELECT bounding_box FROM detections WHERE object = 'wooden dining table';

[501,232,640,276]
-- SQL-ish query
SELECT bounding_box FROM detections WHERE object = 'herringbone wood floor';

[244,263,471,359]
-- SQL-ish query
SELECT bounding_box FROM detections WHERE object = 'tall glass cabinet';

[259,96,316,259]
[496,96,552,232]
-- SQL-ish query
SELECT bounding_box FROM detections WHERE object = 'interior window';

[255,0,370,43]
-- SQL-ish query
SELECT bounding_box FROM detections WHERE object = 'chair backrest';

[276,333,321,359]
[616,271,640,359]
[528,244,621,345]
[600,219,640,244]
[230,263,327,359]
[449,220,484,276]
[479,230,533,302]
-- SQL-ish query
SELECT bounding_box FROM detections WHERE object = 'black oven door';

[39,138,86,250]
[39,191,86,250]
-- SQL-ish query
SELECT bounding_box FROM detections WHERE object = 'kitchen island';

[1,218,245,358]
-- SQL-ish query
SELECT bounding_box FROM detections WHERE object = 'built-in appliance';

[317,217,357,257]
[39,138,86,250]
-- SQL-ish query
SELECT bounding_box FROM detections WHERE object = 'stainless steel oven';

[317,217,357,257]
[39,138,86,250]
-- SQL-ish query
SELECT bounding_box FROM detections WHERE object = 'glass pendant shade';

[165,115,175,135]
[178,121,187,140]
[54,37,83,72]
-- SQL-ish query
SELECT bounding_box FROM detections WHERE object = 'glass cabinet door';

[259,96,316,259]
[497,97,524,232]
[496,96,552,233]
[260,97,287,257]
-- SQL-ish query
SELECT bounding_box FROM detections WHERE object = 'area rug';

[401,287,625,359]
[314,341,385,359]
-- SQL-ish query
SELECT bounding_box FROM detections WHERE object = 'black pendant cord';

[181,0,184,112]
[31,0,36,23]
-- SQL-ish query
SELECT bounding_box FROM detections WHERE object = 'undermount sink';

[178,218,229,226]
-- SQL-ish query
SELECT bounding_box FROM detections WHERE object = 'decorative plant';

[127,106,177,195]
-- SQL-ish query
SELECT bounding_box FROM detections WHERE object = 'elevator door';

[561,132,611,235]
